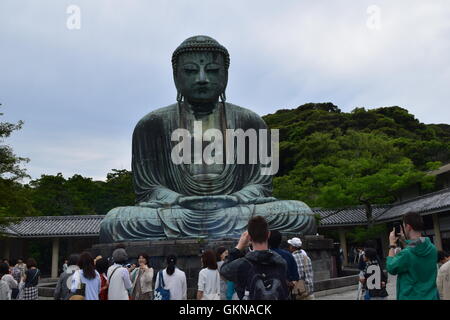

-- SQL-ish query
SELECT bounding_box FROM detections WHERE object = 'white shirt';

[1,274,18,290]
[198,268,220,295]
[155,268,187,300]
[0,280,10,300]
[107,264,132,300]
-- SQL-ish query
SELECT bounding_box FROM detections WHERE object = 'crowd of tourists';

[0,258,40,300]
[3,212,449,300]
[0,216,315,300]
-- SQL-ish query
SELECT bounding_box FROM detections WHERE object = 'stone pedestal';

[89,236,334,299]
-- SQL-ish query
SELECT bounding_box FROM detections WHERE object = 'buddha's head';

[172,36,229,108]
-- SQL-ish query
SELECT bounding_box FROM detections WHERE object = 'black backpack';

[243,258,288,300]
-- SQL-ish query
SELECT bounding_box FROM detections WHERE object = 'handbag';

[202,270,221,300]
[153,270,170,300]
[292,279,308,299]
[72,270,86,298]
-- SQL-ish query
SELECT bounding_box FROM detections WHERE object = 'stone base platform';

[88,236,334,299]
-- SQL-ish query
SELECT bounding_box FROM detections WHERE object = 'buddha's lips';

[195,87,210,93]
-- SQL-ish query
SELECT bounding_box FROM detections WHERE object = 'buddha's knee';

[99,206,165,243]
[253,200,317,235]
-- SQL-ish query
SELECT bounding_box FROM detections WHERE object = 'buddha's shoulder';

[226,102,262,117]
[226,102,266,123]
[135,103,178,125]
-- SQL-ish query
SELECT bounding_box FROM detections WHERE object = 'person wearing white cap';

[287,237,315,300]
[287,238,308,257]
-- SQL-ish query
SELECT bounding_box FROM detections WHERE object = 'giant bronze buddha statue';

[99,36,317,243]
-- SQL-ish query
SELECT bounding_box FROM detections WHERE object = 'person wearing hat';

[107,248,132,300]
[287,237,315,300]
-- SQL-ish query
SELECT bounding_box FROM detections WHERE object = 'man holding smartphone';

[219,216,289,300]
[386,211,439,300]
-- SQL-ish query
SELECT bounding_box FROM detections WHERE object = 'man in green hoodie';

[386,211,439,300]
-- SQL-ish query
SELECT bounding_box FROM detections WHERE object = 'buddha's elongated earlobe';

[220,92,226,103]
[177,91,183,102]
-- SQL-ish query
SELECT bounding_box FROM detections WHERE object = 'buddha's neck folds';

[185,100,219,117]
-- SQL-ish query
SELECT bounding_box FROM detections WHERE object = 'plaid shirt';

[292,250,314,294]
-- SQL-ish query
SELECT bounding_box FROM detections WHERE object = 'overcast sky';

[1,0,450,181]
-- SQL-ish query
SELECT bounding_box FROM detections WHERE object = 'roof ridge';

[312,204,391,212]
[374,188,450,222]
[18,215,105,221]
[389,187,450,207]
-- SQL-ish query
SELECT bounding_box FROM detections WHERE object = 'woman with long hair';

[95,257,109,300]
[197,250,221,300]
[130,253,154,300]
[154,255,186,300]
[70,252,101,300]
[19,258,40,300]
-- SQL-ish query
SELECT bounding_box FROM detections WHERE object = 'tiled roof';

[4,215,104,238]
[375,187,450,222]
[314,205,390,227]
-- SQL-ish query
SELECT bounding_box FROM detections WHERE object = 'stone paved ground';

[316,274,397,300]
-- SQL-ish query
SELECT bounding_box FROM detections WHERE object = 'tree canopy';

[264,104,449,222]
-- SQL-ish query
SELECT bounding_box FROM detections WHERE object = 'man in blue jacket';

[268,230,300,296]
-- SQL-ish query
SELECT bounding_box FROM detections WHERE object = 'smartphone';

[393,222,402,236]
[394,221,405,237]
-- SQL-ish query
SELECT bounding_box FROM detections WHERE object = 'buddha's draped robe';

[99,102,316,242]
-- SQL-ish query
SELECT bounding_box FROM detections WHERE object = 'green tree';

[96,169,134,214]
[29,173,76,216]
[0,105,32,230]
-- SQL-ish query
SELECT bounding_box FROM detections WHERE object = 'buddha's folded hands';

[177,195,239,210]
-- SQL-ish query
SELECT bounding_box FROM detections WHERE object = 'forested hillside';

[263,103,450,211]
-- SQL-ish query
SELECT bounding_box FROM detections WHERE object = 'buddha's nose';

[196,69,209,85]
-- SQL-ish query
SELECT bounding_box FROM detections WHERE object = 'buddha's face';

[175,51,227,105]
